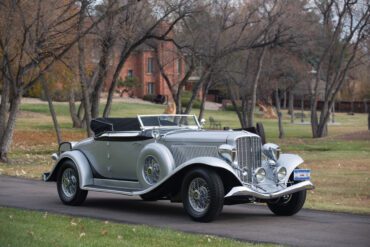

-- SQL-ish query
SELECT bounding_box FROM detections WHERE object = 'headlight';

[262,143,281,162]
[277,166,287,181]
[255,167,266,183]
[218,144,237,163]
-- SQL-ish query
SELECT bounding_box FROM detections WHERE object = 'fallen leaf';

[71,221,77,226]
[117,235,123,240]
[21,169,27,175]
[79,232,86,238]
[101,229,108,236]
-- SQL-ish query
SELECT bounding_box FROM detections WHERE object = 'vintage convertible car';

[44,114,314,222]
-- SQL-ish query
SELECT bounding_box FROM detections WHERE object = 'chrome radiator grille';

[236,136,262,183]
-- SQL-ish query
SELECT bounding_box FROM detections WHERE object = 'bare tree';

[101,0,195,118]
[308,0,370,138]
[0,0,118,162]
[223,0,295,128]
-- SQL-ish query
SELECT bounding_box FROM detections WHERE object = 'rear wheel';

[57,160,88,206]
[181,168,224,222]
[267,190,306,216]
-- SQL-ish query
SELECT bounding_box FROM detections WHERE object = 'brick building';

[105,40,185,102]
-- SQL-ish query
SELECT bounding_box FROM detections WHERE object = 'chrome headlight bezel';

[218,144,237,163]
[255,167,266,183]
[276,166,287,181]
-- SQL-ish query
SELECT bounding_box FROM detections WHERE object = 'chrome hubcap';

[61,168,77,198]
[188,177,210,213]
[143,156,160,185]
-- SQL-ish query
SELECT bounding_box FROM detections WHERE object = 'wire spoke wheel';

[143,156,161,185]
[182,168,224,222]
[61,168,77,198]
[188,177,210,213]
[57,160,88,206]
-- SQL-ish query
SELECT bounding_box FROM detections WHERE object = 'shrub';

[143,94,156,102]
[181,91,201,109]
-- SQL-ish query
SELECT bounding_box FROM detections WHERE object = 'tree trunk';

[315,100,331,138]
[226,83,246,128]
[102,53,130,118]
[77,2,92,137]
[0,94,21,163]
[41,77,62,144]
[368,107,370,131]
[350,99,354,115]
[283,90,287,109]
[275,89,284,139]
[184,67,210,114]
[198,80,211,122]
[90,35,113,119]
[364,99,368,114]
[289,91,294,123]
[0,75,10,138]
[246,47,266,128]
[68,86,83,128]
[310,95,320,137]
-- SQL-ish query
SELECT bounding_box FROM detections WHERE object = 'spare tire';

[136,143,175,189]
[256,122,266,144]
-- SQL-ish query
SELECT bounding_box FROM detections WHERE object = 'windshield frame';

[137,114,201,130]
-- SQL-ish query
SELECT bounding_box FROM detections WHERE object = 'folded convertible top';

[90,118,141,136]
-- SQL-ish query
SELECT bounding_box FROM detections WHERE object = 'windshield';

[138,115,200,129]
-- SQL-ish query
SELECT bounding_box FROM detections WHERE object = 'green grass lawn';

[0,101,369,214]
[0,207,276,247]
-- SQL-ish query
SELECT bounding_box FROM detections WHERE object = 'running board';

[82,185,140,196]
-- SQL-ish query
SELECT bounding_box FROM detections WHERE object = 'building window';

[127,69,133,77]
[177,59,182,74]
[147,57,154,73]
[147,82,155,95]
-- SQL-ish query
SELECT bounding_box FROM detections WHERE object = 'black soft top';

[90,118,141,136]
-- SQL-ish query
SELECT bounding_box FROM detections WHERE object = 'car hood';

[162,129,258,143]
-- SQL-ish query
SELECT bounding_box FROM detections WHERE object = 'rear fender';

[44,150,93,187]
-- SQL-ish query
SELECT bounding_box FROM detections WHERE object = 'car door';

[80,138,113,178]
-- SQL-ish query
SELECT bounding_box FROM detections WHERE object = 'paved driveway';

[0,176,369,247]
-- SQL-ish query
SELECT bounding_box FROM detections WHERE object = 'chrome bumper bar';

[225,180,314,199]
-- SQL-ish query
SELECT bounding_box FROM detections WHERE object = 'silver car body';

[44,114,314,201]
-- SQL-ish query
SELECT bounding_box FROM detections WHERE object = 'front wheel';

[181,168,224,222]
[267,190,306,216]
[57,160,88,206]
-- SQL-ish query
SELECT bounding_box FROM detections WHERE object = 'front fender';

[44,150,93,188]
[138,156,242,195]
[277,154,304,184]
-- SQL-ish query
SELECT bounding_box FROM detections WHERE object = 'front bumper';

[225,180,314,200]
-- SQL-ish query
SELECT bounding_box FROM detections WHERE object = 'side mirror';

[200,118,206,127]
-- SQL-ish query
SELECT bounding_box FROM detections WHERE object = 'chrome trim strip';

[225,180,314,199]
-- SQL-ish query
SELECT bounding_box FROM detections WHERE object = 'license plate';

[294,169,311,181]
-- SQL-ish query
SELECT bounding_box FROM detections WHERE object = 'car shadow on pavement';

[81,196,274,223]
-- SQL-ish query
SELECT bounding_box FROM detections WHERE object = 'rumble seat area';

[90,118,141,136]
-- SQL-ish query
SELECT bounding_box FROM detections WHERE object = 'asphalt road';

[0,175,369,247]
